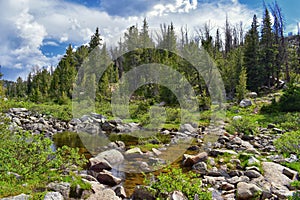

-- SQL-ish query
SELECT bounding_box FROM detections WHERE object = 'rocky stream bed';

[1,107,299,200]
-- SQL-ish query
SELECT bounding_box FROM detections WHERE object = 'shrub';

[144,166,211,200]
[0,115,88,197]
[274,130,300,156]
[226,117,257,135]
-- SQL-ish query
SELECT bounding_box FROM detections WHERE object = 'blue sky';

[0,0,299,81]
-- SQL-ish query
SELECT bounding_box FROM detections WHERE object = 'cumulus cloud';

[0,0,258,80]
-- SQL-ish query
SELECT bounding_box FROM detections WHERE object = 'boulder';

[237,182,262,200]
[0,194,31,200]
[233,116,242,121]
[96,170,122,186]
[239,99,252,108]
[208,149,238,157]
[131,185,156,200]
[192,162,208,175]
[87,188,121,200]
[114,186,127,199]
[43,192,64,200]
[182,152,208,167]
[247,92,258,98]
[169,191,188,200]
[95,149,124,165]
[244,170,261,179]
[179,124,197,133]
[9,108,28,113]
[47,182,70,199]
[89,157,112,172]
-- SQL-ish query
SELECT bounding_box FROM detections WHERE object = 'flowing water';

[52,131,219,196]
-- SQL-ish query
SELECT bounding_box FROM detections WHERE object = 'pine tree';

[89,27,102,52]
[244,15,261,92]
[236,66,248,102]
[260,8,275,87]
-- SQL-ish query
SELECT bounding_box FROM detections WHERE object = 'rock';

[187,145,200,151]
[229,170,243,177]
[220,182,235,191]
[95,149,124,165]
[0,194,31,200]
[267,123,276,129]
[282,168,298,180]
[152,148,162,156]
[208,149,238,157]
[43,192,64,200]
[9,108,28,113]
[179,124,196,133]
[125,147,143,155]
[12,118,21,126]
[80,174,98,182]
[227,176,250,185]
[131,185,156,200]
[182,152,208,167]
[247,92,258,98]
[237,182,262,200]
[203,176,226,185]
[114,186,127,199]
[262,162,295,191]
[192,162,207,175]
[96,170,122,186]
[87,188,121,200]
[69,118,81,125]
[47,182,70,199]
[239,99,252,108]
[101,122,116,131]
[244,170,261,179]
[233,116,242,121]
[285,154,298,163]
[169,191,188,200]
[272,128,284,134]
[247,156,260,166]
[89,157,112,172]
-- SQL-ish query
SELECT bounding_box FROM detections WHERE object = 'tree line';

[3,1,300,105]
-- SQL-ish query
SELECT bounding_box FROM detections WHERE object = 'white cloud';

[0,0,257,80]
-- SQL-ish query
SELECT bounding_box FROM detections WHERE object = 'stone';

[47,182,70,199]
[262,162,295,188]
[244,170,261,179]
[237,182,262,200]
[247,156,260,166]
[101,122,116,131]
[233,116,242,121]
[152,148,162,156]
[203,176,226,185]
[43,192,64,200]
[89,157,112,172]
[220,182,235,191]
[125,147,143,155]
[87,188,121,200]
[239,99,252,108]
[179,124,197,133]
[247,92,258,98]
[0,194,31,200]
[267,123,276,129]
[208,149,238,157]
[95,149,124,165]
[96,170,122,186]
[169,191,188,200]
[9,108,28,113]
[227,176,250,185]
[282,168,298,180]
[114,186,127,198]
[272,128,284,134]
[131,185,156,200]
[192,162,207,175]
[182,152,208,167]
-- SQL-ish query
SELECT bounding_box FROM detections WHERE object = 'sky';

[0,0,299,81]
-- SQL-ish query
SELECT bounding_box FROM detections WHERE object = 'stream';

[52,131,219,196]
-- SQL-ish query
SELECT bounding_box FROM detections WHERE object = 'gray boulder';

[0,194,31,200]
[239,99,252,108]
[95,149,124,165]
[43,192,64,200]
[237,182,262,200]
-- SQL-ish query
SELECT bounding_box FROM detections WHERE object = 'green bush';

[0,115,88,197]
[274,130,300,156]
[144,166,211,200]
[226,117,257,135]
